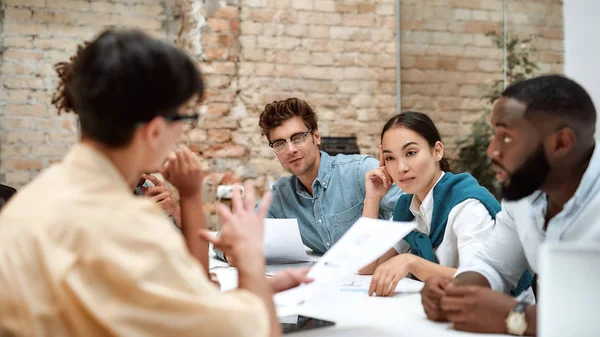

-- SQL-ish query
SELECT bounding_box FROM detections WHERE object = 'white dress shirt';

[394,172,496,268]
[457,143,600,294]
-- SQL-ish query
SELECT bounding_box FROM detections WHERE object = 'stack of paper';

[264,219,312,264]
[274,217,416,316]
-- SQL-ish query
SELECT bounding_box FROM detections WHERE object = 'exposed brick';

[206,18,231,32]
[248,8,276,22]
[4,131,46,144]
[342,13,375,27]
[284,24,307,37]
[3,0,45,7]
[204,144,247,158]
[291,0,313,10]
[3,77,45,90]
[376,3,395,16]
[207,129,233,143]
[3,50,44,62]
[3,159,43,170]
[241,21,263,35]
[5,8,34,21]
[46,0,91,11]
[3,22,47,35]
[298,12,342,25]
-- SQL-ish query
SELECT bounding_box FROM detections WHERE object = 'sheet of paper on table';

[264,218,312,264]
[274,217,416,317]
[338,274,424,294]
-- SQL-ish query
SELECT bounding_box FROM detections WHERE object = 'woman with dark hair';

[359,111,501,297]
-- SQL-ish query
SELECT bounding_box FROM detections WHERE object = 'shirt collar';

[294,151,332,197]
[63,143,132,194]
[527,142,599,210]
[570,142,600,206]
[410,171,445,215]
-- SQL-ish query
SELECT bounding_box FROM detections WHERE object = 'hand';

[440,285,516,333]
[141,174,181,220]
[421,276,452,321]
[364,153,394,200]
[268,267,313,293]
[369,253,416,297]
[198,182,271,271]
[161,147,204,199]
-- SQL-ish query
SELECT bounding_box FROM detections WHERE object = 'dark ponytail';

[381,111,451,172]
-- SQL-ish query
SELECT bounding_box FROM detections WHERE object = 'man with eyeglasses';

[252,98,402,254]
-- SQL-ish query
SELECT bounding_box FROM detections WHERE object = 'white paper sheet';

[338,274,424,294]
[264,218,312,263]
[274,217,416,316]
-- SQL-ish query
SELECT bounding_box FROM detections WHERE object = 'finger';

[151,191,170,203]
[198,229,219,245]
[230,184,244,214]
[446,312,468,324]
[376,272,391,296]
[166,154,180,178]
[144,186,168,196]
[217,203,235,226]
[444,285,479,297]
[176,149,188,174]
[143,174,165,186]
[375,170,389,188]
[243,181,256,212]
[291,267,313,283]
[440,296,468,312]
[256,191,272,218]
[380,273,395,297]
[368,273,379,296]
[382,169,394,187]
[424,283,446,300]
[388,277,401,296]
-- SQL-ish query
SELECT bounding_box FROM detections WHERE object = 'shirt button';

[326,242,331,246]
[318,219,323,223]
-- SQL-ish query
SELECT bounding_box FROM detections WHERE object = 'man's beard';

[499,145,551,201]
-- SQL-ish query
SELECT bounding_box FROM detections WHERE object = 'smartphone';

[280,315,336,334]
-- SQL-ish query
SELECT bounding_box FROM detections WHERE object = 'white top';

[393,172,496,268]
[457,143,600,294]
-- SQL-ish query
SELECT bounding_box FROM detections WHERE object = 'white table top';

[209,250,509,337]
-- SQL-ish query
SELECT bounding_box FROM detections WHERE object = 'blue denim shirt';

[266,151,402,254]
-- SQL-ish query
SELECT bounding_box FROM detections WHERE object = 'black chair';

[0,184,17,210]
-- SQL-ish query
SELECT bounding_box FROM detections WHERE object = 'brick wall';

[0,0,182,186]
[0,0,563,229]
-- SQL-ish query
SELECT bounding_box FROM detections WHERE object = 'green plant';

[455,31,539,199]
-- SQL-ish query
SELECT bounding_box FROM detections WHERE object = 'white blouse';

[393,172,496,268]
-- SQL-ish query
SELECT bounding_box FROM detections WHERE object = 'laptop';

[539,243,600,337]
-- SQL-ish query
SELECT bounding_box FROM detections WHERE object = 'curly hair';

[51,42,90,115]
[258,98,318,141]
[51,28,204,148]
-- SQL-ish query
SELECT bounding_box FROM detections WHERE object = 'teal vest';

[393,172,532,295]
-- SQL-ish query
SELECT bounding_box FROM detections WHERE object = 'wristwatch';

[505,301,528,336]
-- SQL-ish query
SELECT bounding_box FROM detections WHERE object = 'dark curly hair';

[258,98,318,141]
[51,28,204,148]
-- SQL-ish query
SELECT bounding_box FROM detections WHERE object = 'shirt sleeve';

[358,156,403,219]
[455,201,530,293]
[447,199,495,266]
[62,211,269,337]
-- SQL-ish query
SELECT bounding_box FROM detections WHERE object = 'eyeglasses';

[164,113,199,128]
[269,129,313,154]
